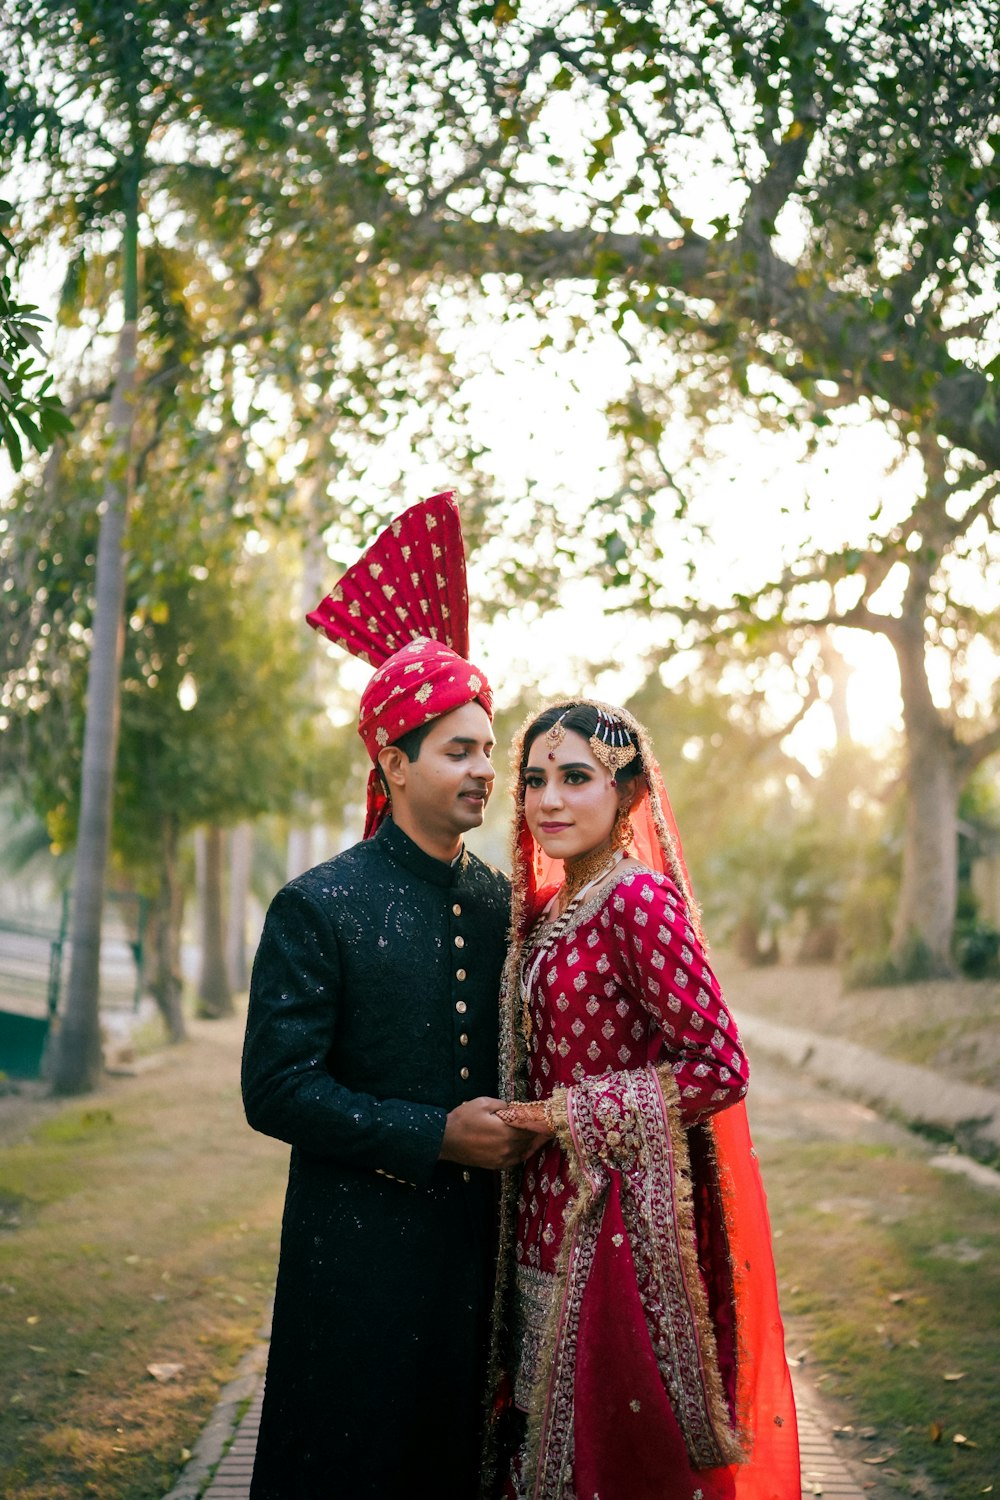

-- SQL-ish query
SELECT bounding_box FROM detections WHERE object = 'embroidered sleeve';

[615,874,748,1124]
[241,885,447,1186]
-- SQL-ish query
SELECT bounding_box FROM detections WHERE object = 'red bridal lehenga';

[485,702,801,1500]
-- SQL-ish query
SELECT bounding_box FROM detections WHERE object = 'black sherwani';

[242,818,510,1499]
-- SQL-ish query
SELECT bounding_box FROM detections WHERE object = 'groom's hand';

[440,1097,541,1170]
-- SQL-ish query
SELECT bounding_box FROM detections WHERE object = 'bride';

[487,700,800,1500]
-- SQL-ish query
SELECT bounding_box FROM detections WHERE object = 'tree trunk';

[286,824,314,882]
[226,821,252,993]
[50,171,140,1095]
[284,457,329,881]
[196,824,233,1018]
[891,721,959,976]
[888,601,958,976]
[149,814,187,1043]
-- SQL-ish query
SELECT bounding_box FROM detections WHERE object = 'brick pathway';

[189,1368,867,1500]
[200,1381,262,1499]
[794,1392,868,1498]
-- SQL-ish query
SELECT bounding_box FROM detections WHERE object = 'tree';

[246,0,997,968]
[626,657,885,965]
[237,2,996,463]
[6,0,997,1002]
[0,426,332,1043]
[757,438,1000,974]
[0,205,70,470]
[0,0,273,1090]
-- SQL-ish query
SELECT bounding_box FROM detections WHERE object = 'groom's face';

[385,701,496,841]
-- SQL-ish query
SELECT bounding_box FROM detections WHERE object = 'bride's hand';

[496,1100,551,1133]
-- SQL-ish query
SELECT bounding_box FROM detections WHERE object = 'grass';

[0,1011,287,1500]
[760,1132,1000,1498]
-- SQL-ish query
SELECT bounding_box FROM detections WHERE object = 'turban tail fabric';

[307,491,494,838]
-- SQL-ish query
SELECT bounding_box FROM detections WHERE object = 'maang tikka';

[544,712,569,760]
[589,707,639,776]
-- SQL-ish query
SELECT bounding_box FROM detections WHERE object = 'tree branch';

[395,213,1000,471]
[956,721,1000,777]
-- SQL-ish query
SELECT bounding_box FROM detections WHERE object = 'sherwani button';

[452,904,462,916]
[460,1066,470,1080]
[456,968,467,981]
[462,1170,471,1183]
[459,1033,469,1046]
[454,935,465,948]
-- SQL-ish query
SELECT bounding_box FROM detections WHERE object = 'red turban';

[306,492,493,837]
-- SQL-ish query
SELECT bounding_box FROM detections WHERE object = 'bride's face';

[523,728,621,861]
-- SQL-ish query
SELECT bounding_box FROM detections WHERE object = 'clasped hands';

[440,1095,553,1171]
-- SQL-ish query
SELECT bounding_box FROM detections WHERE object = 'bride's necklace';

[559,841,623,913]
[519,846,625,1044]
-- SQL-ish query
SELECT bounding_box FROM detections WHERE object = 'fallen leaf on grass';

[25,1314,39,1325]
[954,1433,977,1447]
[929,1422,943,1443]
[147,1362,184,1383]
[861,1450,897,1465]
[943,1371,966,1380]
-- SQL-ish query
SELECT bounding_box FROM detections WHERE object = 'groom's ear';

[377,745,408,791]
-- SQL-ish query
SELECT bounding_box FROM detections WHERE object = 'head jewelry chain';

[545,707,639,775]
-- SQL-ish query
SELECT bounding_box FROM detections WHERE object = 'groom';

[242,495,533,1498]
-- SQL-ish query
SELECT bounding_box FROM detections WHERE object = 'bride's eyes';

[524,770,591,789]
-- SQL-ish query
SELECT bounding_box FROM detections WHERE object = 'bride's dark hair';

[521,702,644,791]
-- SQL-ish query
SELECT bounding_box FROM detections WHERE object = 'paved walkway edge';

[161,1338,268,1500]
[738,1012,1000,1155]
[166,1353,869,1500]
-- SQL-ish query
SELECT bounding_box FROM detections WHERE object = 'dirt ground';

[717,954,1000,1092]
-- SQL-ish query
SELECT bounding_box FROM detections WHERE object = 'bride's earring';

[612,803,634,851]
